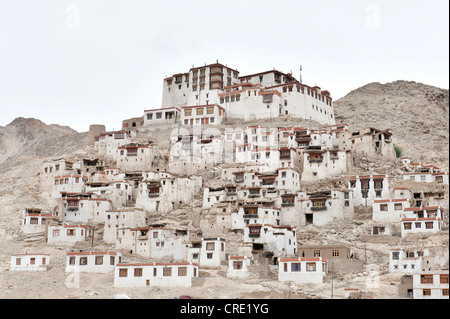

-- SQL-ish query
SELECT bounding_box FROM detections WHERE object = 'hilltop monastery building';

[144,61,336,125]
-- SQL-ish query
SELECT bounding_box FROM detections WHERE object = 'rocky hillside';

[334,81,449,168]
[0,118,88,173]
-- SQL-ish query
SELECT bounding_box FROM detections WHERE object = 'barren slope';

[334,81,449,168]
[0,118,88,173]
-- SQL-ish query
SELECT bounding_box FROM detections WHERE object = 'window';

[425,222,434,229]
[306,263,316,272]
[392,251,400,260]
[30,258,35,265]
[119,268,128,277]
[163,267,172,276]
[95,256,103,265]
[79,257,87,265]
[422,289,431,296]
[69,256,76,265]
[443,289,449,296]
[332,249,340,257]
[207,253,213,259]
[313,250,321,257]
[291,263,301,272]
[67,229,75,236]
[233,261,243,270]
[206,242,215,251]
[134,268,143,277]
[178,267,187,276]
[394,203,403,210]
[440,274,449,284]
[380,204,388,211]
[110,256,115,265]
[196,108,204,115]
[207,107,214,114]
[404,223,412,230]
[415,222,421,228]
[420,275,433,284]
[184,109,192,116]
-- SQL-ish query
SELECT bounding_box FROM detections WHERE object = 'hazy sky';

[0,0,448,132]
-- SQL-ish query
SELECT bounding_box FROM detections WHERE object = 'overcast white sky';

[0,0,448,132]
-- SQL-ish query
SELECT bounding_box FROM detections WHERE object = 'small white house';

[21,208,53,234]
[412,271,449,299]
[389,249,429,274]
[65,251,122,273]
[278,257,328,284]
[114,262,198,288]
[47,224,89,244]
[199,237,226,268]
[401,206,443,238]
[226,256,251,279]
[372,199,411,223]
[10,254,50,271]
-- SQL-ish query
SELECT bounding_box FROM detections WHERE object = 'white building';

[94,130,132,160]
[278,257,328,284]
[404,172,449,185]
[401,206,443,238]
[10,254,50,271]
[244,224,297,258]
[412,271,449,299]
[157,62,335,125]
[144,107,180,126]
[114,262,198,288]
[116,226,190,260]
[136,172,202,214]
[198,237,226,268]
[372,199,411,223]
[60,195,112,224]
[21,208,54,234]
[231,205,281,230]
[349,174,390,207]
[301,147,348,181]
[103,208,146,244]
[226,256,252,279]
[51,174,88,198]
[65,251,121,274]
[181,104,225,126]
[47,224,89,245]
[294,190,354,227]
[389,248,429,274]
[116,143,159,172]
[85,180,134,208]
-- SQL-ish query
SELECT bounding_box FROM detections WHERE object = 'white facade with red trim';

[10,254,50,271]
[278,257,328,283]
[114,262,198,288]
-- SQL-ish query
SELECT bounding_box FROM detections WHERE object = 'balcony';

[138,235,148,240]
[309,158,323,163]
[148,193,160,198]
[67,206,79,211]
[282,202,295,207]
[311,206,327,211]
[243,214,259,219]
[226,191,237,196]
[249,233,260,238]
[296,135,311,142]
[248,194,260,198]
